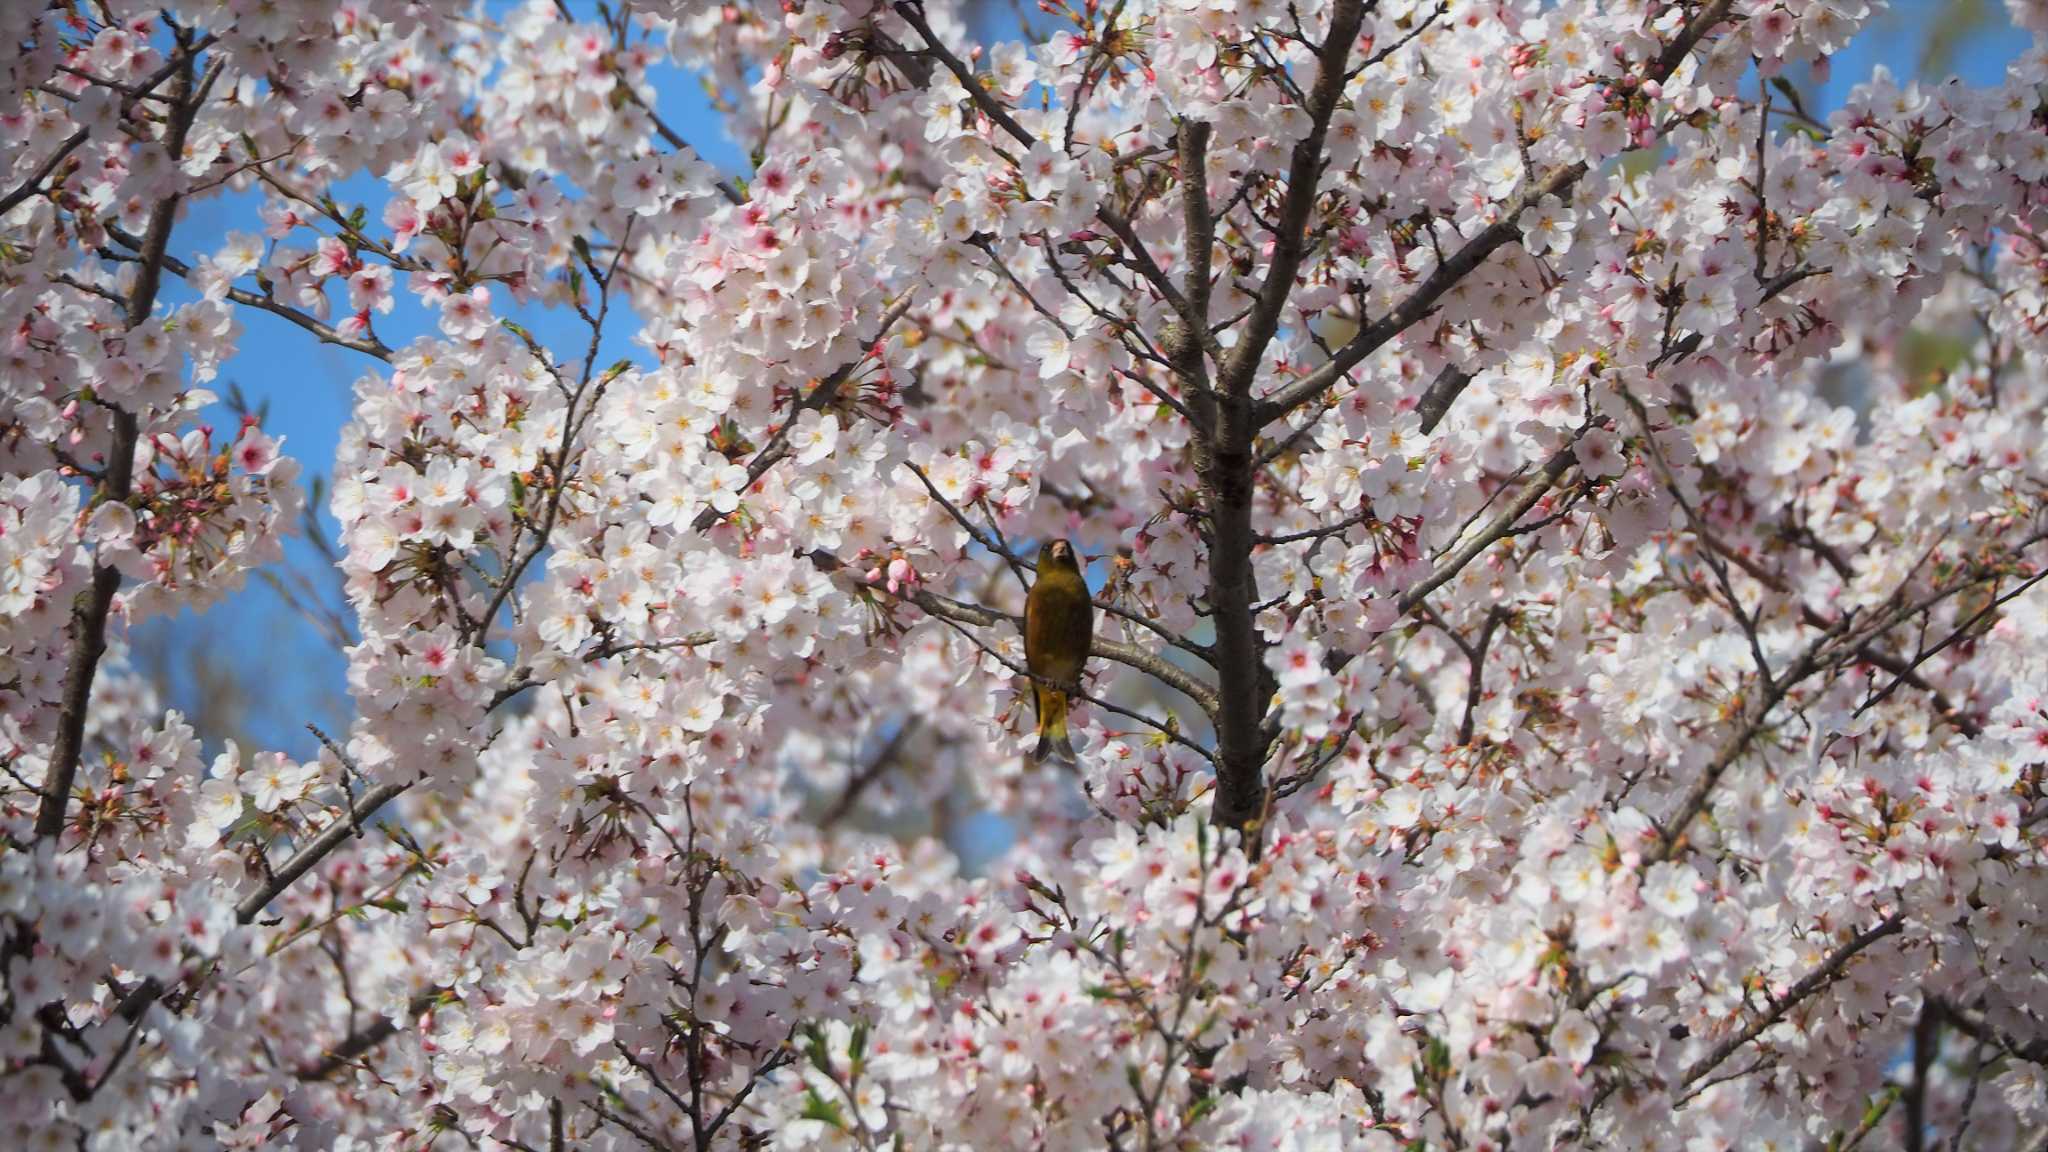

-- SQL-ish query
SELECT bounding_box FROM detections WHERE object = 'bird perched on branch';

[1025,538,1094,764]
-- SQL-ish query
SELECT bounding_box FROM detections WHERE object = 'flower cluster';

[4,1,2048,1150]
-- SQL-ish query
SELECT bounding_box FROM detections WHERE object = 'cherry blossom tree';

[6,0,2048,1148]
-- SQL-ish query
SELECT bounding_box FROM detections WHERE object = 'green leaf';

[1916,0,1995,76]
[1424,1034,1451,1079]
[801,1023,832,1072]
[1616,150,1661,184]
[1898,327,1973,393]
[1768,76,1811,121]
[798,1089,845,1129]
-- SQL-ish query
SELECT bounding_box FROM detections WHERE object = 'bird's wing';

[1024,583,1041,675]
[1039,579,1093,683]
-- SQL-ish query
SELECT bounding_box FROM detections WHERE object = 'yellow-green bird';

[1025,539,1094,763]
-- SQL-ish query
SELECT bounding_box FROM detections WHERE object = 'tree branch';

[1200,0,1369,841]
[902,460,1213,661]
[236,780,411,924]
[1415,365,1474,435]
[1217,0,1365,398]
[613,77,746,207]
[816,720,920,830]
[1940,999,2048,1065]
[36,52,204,840]
[0,34,219,219]
[1677,910,1905,1090]
[1254,0,1738,424]
[891,2,1034,148]
[102,225,393,360]
[298,989,441,1080]
[1904,997,1940,1152]
[1174,117,1217,390]
[1397,441,1578,616]
[808,551,1221,720]
[691,295,916,534]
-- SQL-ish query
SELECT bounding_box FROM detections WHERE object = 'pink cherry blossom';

[2,3,2047,1150]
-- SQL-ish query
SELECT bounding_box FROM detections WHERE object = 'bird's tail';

[1032,684,1075,764]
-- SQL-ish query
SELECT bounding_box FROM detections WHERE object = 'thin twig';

[1677,911,1905,1089]
[236,779,412,924]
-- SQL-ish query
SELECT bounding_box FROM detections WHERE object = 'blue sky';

[142,6,750,748]
[137,5,2035,755]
